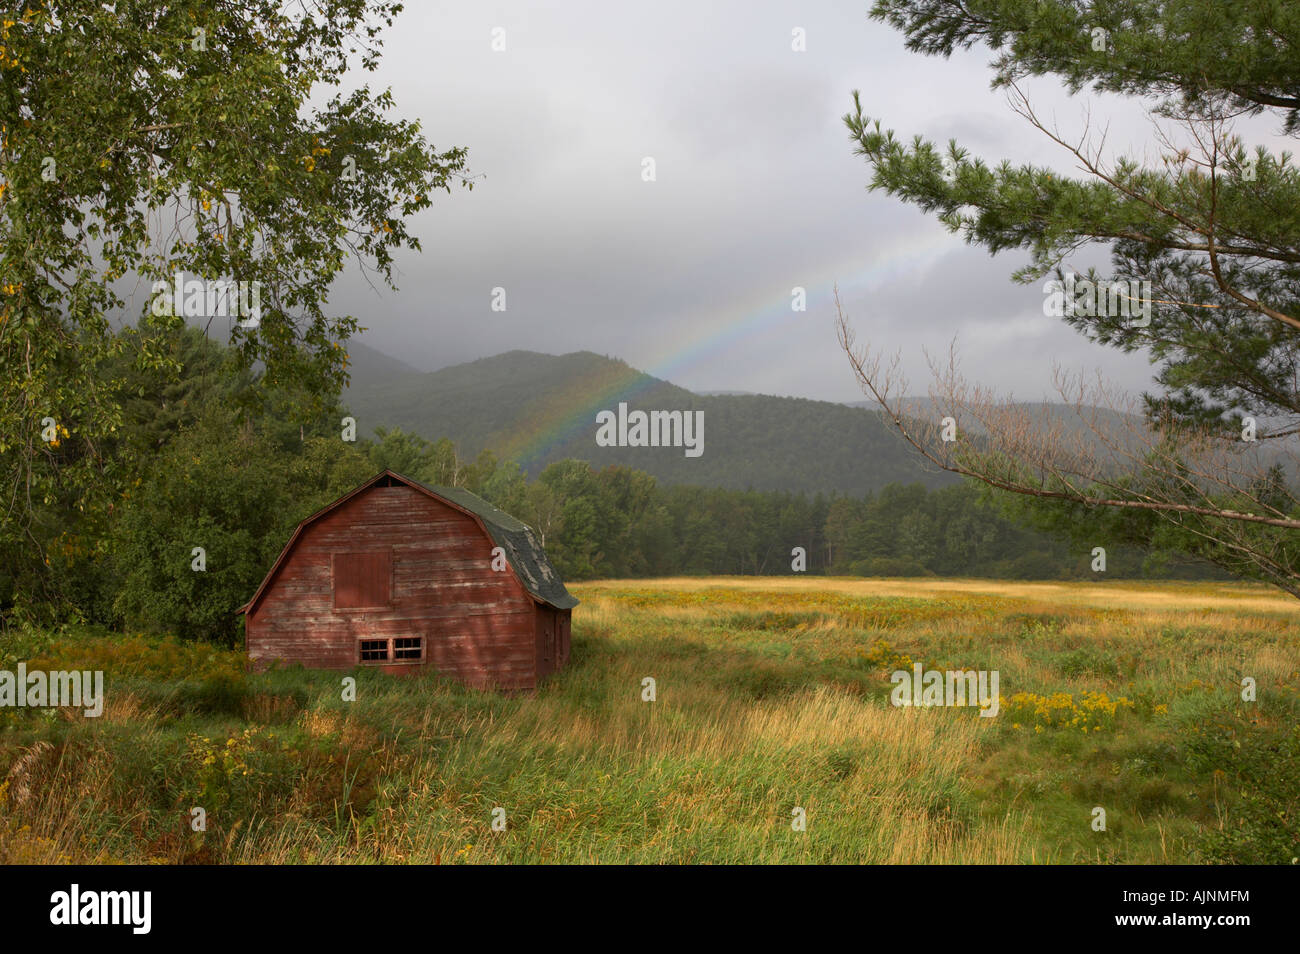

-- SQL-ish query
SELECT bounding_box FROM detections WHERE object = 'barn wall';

[246,484,539,690]
[532,605,573,683]
[557,610,571,670]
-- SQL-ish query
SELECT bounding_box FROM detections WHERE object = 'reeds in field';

[1,577,1297,863]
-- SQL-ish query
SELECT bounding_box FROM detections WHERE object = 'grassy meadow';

[1,576,1297,864]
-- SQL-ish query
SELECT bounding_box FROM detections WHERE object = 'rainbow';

[499,226,962,469]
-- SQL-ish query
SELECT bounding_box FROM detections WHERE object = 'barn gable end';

[241,470,576,690]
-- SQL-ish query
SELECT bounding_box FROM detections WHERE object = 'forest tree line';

[1,327,1224,645]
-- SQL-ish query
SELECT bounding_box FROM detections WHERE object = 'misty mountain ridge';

[339,341,1161,496]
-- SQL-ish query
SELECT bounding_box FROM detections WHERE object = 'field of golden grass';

[599,575,1300,614]
[1,576,1296,863]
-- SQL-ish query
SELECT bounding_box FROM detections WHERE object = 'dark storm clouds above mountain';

[327,1,1287,403]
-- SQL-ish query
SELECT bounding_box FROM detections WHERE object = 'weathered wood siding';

[533,605,572,682]
[246,484,541,690]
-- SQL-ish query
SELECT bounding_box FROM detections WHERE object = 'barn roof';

[421,482,580,611]
[238,469,578,616]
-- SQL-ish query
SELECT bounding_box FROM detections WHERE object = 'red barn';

[238,470,577,691]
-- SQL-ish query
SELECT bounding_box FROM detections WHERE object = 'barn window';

[393,637,423,661]
[359,639,389,661]
[357,637,422,664]
[333,550,391,610]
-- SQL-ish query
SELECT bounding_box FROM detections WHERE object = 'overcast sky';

[325,1,1284,404]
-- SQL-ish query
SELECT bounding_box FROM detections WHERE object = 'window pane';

[394,637,422,660]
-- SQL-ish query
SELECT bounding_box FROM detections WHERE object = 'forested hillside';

[343,347,957,494]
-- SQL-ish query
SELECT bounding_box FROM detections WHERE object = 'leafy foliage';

[1,0,471,599]
[843,0,1300,594]
[110,405,373,644]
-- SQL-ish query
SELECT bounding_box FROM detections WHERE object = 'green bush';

[1058,647,1122,679]
[110,409,371,644]
[1184,719,1300,864]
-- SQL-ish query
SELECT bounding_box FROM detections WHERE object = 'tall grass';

[1,578,1296,863]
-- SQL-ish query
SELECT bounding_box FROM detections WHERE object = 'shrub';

[1184,720,1300,864]
[1058,647,1122,679]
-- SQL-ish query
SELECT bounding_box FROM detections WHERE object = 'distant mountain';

[342,347,956,495]
[846,397,1145,446]
[341,340,425,383]
[847,395,1300,485]
[338,342,1297,494]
